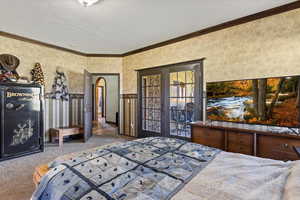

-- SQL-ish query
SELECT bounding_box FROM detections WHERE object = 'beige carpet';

[0,133,130,200]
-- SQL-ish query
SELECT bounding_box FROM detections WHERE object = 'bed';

[31,137,300,200]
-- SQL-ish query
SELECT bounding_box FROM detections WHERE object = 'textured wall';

[0,36,123,93]
[0,35,87,93]
[123,9,300,94]
[87,57,123,92]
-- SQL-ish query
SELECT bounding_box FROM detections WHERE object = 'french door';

[137,60,203,140]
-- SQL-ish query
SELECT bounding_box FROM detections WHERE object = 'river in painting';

[207,96,253,120]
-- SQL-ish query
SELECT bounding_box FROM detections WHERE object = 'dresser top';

[190,121,300,139]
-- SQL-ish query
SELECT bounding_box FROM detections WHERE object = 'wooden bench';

[50,127,83,147]
[33,164,49,187]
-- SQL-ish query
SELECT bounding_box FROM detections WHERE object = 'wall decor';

[0,54,20,82]
[51,68,69,101]
[31,62,45,86]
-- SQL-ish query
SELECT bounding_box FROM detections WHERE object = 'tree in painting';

[257,79,267,121]
[252,80,259,116]
[266,78,285,118]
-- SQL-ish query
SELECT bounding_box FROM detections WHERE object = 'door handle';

[15,104,25,111]
[161,102,165,113]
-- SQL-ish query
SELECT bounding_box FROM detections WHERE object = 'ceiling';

[0,0,297,54]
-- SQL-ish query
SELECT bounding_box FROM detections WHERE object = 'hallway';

[93,117,118,135]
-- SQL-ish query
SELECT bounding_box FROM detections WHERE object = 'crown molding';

[1,1,299,58]
[86,53,123,57]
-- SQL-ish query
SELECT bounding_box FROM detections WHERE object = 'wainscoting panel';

[120,94,137,137]
[44,93,84,141]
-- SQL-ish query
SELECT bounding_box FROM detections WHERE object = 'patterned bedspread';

[31,137,220,200]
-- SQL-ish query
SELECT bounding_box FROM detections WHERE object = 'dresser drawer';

[227,131,253,155]
[192,127,225,150]
[258,135,300,161]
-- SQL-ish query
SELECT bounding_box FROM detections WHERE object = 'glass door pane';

[141,74,161,134]
[169,70,195,138]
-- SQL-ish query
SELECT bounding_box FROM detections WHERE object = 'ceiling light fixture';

[78,0,99,7]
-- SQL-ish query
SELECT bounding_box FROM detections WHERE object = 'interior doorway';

[92,74,120,135]
[95,77,106,122]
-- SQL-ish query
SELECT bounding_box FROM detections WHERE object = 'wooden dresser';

[191,121,300,161]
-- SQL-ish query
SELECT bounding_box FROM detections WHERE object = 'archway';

[95,77,106,122]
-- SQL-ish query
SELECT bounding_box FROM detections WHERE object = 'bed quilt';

[31,137,220,200]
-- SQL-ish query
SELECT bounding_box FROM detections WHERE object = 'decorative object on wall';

[31,63,45,86]
[51,68,69,101]
[0,54,20,82]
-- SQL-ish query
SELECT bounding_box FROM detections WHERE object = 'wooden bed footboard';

[33,164,49,187]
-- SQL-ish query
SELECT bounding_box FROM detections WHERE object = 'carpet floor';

[0,133,130,200]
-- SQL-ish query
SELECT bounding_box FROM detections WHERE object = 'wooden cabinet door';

[258,135,300,161]
[227,131,253,155]
[192,127,225,150]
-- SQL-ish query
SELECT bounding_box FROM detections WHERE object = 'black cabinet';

[0,83,44,161]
